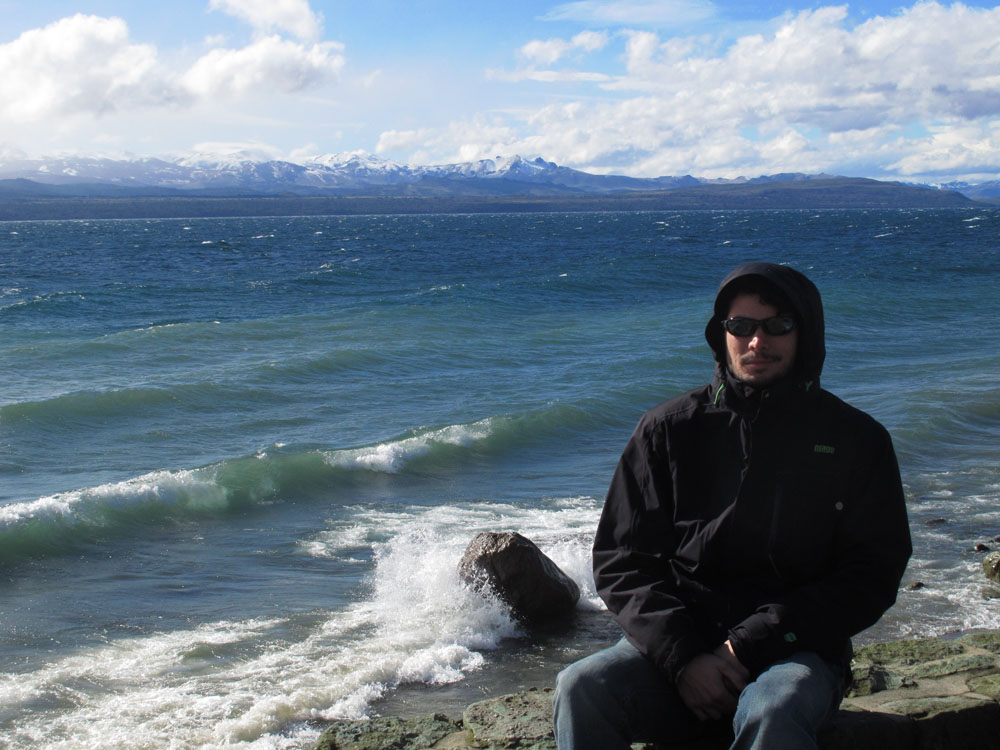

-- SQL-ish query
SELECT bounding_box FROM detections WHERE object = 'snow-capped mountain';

[0,151,993,202]
[0,152,702,195]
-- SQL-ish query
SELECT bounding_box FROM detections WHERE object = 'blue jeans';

[553,638,843,750]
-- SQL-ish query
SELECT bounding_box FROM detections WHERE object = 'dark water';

[1,209,998,748]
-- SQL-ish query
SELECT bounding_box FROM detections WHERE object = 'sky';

[2,0,1000,182]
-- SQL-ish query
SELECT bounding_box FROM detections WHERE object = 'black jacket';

[593,263,912,682]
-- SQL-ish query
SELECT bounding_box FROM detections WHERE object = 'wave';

[0,497,602,750]
[2,386,184,423]
[0,289,87,316]
[0,407,605,566]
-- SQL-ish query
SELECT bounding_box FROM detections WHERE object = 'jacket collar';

[711,364,820,414]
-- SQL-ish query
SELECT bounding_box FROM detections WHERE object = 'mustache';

[740,353,781,364]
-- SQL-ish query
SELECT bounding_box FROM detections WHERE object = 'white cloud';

[388,2,1000,181]
[0,12,344,126]
[0,14,177,122]
[520,39,573,66]
[890,121,1000,176]
[181,36,345,98]
[496,30,612,84]
[519,31,609,64]
[376,118,520,165]
[209,0,323,42]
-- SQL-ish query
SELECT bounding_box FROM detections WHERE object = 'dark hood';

[704,262,825,384]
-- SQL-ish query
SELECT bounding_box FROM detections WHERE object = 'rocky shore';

[313,541,1000,749]
[314,630,1000,749]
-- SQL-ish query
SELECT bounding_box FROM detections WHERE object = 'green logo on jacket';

[813,444,835,454]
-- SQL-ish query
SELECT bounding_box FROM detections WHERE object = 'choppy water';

[2,209,999,748]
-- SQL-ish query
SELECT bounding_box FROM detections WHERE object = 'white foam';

[322,419,495,473]
[0,469,230,529]
[0,496,604,749]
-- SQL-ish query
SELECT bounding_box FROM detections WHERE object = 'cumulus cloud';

[376,118,521,165]
[491,30,611,84]
[181,36,344,98]
[0,10,343,124]
[519,31,609,65]
[890,121,1000,176]
[0,14,176,122]
[208,0,323,42]
[390,2,1000,180]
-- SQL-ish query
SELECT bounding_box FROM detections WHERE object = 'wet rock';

[905,581,925,591]
[983,550,1000,583]
[974,543,991,552]
[314,714,462,750]
[458,532,579,624]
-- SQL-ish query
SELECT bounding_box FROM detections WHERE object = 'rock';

[905,581,925,591]
[981,585,1000,600]
[974,543,991,552]
[314,714,462,750]
[983,550,1000,583]
[462,687,556,749]
[819,708,917,750]
[847,664,916,697]
[959,631,1000,654]
[852,637,964,667]
[458,532,580,624]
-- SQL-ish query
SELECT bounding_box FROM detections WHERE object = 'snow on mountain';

[0,151,993,199]
[0,152,614,192]
[938,180,1000,199]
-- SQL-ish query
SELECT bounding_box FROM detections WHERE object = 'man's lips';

[740,354,780,366]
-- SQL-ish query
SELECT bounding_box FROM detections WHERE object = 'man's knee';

[734,653,843,736]
[554,651,612,714]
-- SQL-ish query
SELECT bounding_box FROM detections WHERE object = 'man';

[553,262,911,749]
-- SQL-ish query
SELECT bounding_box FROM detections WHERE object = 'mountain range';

[0,152,996,218]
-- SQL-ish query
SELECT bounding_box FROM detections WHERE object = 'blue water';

[2,210,999,749]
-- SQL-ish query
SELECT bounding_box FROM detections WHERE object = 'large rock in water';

[458,532,580,624]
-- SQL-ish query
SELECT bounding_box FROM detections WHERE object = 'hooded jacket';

[593,263,911,682]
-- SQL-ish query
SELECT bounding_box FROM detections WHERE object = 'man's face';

[724,292,798,386]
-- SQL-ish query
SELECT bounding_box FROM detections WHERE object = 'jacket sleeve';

[592,415,708,683]
[727,427,912,675]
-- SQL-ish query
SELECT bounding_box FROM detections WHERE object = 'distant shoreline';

[0,177,988,221]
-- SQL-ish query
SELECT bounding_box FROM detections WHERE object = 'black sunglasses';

[721,316,796,337]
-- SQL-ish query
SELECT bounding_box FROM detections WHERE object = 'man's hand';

[676,641,750,721]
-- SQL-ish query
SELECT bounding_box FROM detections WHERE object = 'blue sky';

[2,1,1000,182]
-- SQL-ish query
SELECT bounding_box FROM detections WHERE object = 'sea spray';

[1,498,601,749]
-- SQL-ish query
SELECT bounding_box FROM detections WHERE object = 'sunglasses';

[721,316,796,337]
